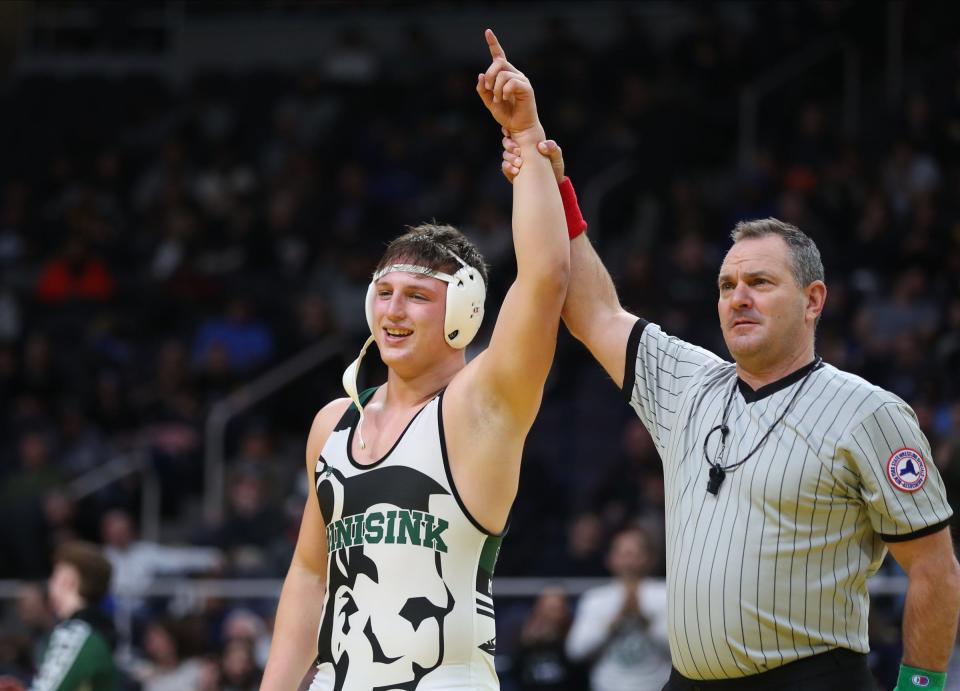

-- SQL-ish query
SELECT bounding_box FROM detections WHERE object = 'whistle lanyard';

[703,358,822,495]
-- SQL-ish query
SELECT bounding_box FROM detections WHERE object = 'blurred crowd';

[1,2,959,688]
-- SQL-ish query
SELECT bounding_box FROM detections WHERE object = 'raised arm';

[566,233,640,388]
[460,29,569,428]
[259,400,346,691]
[502,136,639,387]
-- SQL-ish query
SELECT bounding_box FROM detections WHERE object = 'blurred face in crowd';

[229,474,265,516]
[223,609,262,643]
[17,583,52,630]
[371,268,456,378]
[19,432,51,471]
[718,235,823,373]
[531,586,570,630]
[101,510,135,549]
[48,562,81,619]
[144,623,179,666]
[221,639,256,682]
[567,513,603,558]
[608,529,650,581]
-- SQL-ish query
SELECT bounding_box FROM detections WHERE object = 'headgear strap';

[342,250,485,449]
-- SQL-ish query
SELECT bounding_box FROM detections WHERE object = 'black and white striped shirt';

[624,319,953,679]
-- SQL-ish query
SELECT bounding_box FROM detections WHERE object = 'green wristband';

[895,664,946,690]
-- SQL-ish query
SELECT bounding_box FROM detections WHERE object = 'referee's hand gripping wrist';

[894,663,946,690]
[500,127,565,185]
[499,129,585,239]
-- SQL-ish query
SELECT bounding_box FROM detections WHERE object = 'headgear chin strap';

[342,334,375,449]
[341,250,486,449]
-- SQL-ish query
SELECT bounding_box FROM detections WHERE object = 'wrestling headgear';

[342,249,486,448]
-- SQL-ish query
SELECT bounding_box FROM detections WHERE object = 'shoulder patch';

[887,448,927,493]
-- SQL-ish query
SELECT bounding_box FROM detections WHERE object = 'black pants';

[661,648,876,691]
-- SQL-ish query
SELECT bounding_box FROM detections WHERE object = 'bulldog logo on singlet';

[313,459,455,691]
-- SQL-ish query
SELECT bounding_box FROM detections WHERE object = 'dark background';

[0,1,958,688]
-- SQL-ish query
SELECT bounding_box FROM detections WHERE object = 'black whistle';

[707,465,726,495]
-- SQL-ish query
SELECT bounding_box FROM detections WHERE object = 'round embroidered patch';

[887,448,927,493]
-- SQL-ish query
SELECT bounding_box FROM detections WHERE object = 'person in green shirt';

[29,541,118,691]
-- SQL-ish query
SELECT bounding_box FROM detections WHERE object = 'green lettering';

[335,519,352,548]
[365,512,384,543]
[330,511,449,552]
[349,514,364,545]
[385,510,398,544]
[423,516,449,553]
[397,510,423,546]
[326,524,336,552]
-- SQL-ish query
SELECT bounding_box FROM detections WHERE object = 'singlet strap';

[335,387,379,431]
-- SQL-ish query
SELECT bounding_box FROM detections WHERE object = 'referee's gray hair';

[731,218,824,288]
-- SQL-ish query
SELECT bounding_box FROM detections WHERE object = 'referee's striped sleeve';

[841,401,953,541]
[622,320,723,451]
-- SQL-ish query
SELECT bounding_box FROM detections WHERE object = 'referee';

[501,138,960,691]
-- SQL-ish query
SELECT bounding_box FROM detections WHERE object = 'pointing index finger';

[485,28,506,60]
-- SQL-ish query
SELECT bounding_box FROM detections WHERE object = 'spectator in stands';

[514,586,584,691]
[89,369,139,438]
[191,297,275,375]
[590,418,660,529]
[0,282,20,344]
[566,526,670,691]
[29,541,118,691]
[221,608,271,671]
[100,509,221,600]
[134,338,198,424]
[202,468,286,576]
[13,334,63,406]
[0,641,30,690]
[0,583,53,686]
[934,403,960,512]
[282,291,335,354]
[559,513,607,577]
[228,424,289,506]
[0,494,77,582]
[934,298,960,396]
[57,402,114,476]
[12,584,55,672]
[0,181,27,272]
[1,432,63,508]
[34,237,115,304]
[218,638,261,691]
[0,431,77,580]
[127,618,204,691]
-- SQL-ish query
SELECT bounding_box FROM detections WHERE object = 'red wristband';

[558,176,587,240]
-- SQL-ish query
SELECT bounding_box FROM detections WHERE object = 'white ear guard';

[364,254,486,349]
[342,250,486,448]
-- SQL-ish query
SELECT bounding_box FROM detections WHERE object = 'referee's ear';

[805,280,827,326]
